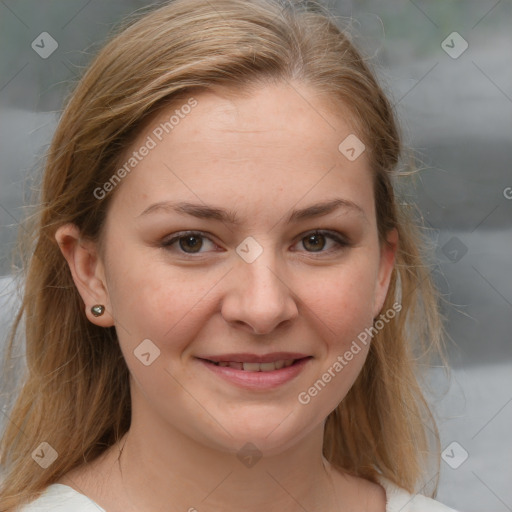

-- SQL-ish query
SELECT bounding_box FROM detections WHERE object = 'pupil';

[180,235,202,253]
[178,234,326,253]
[304,233,325,252]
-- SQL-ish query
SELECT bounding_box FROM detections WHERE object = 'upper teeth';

[215,359,295,371]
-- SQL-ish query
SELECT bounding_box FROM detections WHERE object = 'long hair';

[0,0,444,508]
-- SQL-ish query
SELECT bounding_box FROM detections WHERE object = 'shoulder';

[17,475,459,512]
[17,483,106,512]
[377,476,460,512]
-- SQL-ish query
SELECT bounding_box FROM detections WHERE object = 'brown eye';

[161,231,217,255]
[293,230,350,255]
[302,233,326,252]
[179,235,203,253]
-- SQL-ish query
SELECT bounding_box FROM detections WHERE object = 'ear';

[55,223,114,327]
[373,228,398,318]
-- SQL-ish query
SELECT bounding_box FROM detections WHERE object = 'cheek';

[107,263,220,405]
[301,256,380,344]
[106,249,224,352]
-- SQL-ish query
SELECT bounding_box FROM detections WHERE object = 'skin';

[56,81,397,512]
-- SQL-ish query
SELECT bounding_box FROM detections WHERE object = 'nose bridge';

[244,253,285,300]
[238,242,289,308]
[221,238,298,334]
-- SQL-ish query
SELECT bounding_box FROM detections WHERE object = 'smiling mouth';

[202,358,310,372]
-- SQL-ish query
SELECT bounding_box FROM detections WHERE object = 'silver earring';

[91,304,105,317]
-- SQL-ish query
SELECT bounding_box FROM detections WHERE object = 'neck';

[110,404,342,512]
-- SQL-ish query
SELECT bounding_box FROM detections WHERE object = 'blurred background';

[0,1,511,510]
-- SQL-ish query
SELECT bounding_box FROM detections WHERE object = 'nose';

[220,251,299,335]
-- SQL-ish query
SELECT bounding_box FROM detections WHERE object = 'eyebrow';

[138,198,367,224]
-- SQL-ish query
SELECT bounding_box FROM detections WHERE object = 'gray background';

[1,1,511,510]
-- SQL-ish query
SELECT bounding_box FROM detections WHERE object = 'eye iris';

[303,233,325,252]
[179,235,203,253]
[175,233,331,253]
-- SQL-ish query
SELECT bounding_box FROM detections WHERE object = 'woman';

[0,0,457,510]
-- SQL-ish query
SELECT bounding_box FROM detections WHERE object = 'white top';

[18,476,459,511]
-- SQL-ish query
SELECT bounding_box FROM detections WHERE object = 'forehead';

[168,82,357,143]
[108,81,374,220]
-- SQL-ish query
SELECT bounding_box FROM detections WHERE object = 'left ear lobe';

[373,228,398,318]
[55,223,114,328]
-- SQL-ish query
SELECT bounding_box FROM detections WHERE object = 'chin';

[201,409,322,458]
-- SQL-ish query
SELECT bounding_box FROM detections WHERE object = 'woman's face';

[87,82,396,455]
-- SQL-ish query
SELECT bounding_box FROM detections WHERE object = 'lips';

[197,352,311,373]
[210,359,297,372]
[197,354,312,390]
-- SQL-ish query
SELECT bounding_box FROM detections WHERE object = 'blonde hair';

[0,0,444,508]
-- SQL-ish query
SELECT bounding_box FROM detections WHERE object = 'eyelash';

[160,230,350,257]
